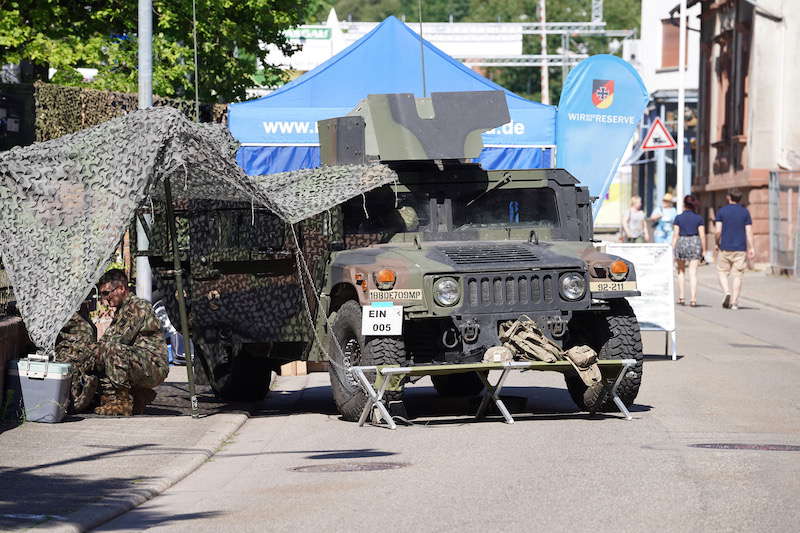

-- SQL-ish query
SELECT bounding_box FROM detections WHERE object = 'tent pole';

[418,0,427,97]
[163,177,199,419]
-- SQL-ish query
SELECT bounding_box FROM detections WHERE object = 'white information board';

[604,243,675,333]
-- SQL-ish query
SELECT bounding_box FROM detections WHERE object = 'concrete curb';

[34,413,249,533]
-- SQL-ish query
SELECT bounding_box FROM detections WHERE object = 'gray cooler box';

[6,355,72,423]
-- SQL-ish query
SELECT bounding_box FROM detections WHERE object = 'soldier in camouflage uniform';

[54,305,99,413]
[94,269,169,416]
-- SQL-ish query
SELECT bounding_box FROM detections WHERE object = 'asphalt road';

[99,288,800,533]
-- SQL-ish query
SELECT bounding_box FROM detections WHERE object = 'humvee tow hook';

[460,320,480,343]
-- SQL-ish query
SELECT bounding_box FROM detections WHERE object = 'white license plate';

[368,289,423,301]
[362,304,403,336]
[589,281,637,292]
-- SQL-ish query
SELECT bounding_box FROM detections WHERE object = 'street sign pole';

[136,0,153,301]
[657,105,666,202]
[676,0,687,202]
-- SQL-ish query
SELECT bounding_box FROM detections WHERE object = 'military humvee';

[144,90,644,419]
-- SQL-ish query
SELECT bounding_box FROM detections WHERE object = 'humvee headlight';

[560,273,586,300]
[433,277,460,306]
[609,260,629,281]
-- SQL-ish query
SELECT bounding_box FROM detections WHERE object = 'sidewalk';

[695,263,800,315]
[0,367,249,532]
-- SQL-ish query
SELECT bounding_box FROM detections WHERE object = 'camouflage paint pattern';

[143,91,640,372]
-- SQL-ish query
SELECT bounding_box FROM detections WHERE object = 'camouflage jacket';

[102,293,168,363]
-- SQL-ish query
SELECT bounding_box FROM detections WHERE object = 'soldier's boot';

[132,388,157,415]
[94,388,133,416]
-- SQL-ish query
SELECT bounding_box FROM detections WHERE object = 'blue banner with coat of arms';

[555,54,649,217]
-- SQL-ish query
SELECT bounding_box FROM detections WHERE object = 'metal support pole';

[163,176,199,419]
[418,0,427,97]
[656,105,666,202]
[539,0,549,105]
[136,0,153,301]
[676,0,687,201]
[192,0,200,123]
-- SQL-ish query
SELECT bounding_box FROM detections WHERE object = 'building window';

[661,18,688,69]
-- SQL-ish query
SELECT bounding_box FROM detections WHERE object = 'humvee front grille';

[439,244,538,265]
[465,273,555,309]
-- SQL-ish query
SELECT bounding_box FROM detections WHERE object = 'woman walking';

[672,195,705,306]
[622,196,649,243]
[650,193,678,243]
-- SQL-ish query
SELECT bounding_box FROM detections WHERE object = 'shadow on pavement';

[0,443,228,531]
[149,377,653,426]
[213,448,398,460]
[97,510,223,532]
[644,354,684,361]
[0,450,156,531]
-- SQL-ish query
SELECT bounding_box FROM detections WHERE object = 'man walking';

[94,269,169,415]
[715,190,755,310]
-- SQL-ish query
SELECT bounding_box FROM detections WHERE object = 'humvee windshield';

[342,185,559,234]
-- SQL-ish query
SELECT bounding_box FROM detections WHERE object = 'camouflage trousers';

[94,342,169,393]
[53,347,100,413]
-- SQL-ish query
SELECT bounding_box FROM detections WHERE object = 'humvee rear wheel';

[564,299,643,412]
[431,372,485,397]
[328,300,406,422]
[194,342,271,402]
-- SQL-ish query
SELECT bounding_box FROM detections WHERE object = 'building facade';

[694,0,800,262]
[629,0,701,219]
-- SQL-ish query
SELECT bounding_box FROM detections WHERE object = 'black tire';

[431,372,485,397]
[195,341,271,401]
[327,300,406,422]
[564,299,643,412]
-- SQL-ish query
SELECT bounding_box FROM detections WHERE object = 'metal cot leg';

[610,363,634,421]
[475,369,514,424]
[354,368,397,430]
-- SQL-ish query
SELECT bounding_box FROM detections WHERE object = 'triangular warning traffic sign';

[641,117,677,150]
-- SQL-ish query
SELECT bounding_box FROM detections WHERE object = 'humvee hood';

[424,242,584,271]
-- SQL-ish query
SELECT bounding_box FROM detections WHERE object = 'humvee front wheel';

[328,300,406,422]
[564,299,643,412]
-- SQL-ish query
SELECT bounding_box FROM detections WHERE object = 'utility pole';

[676,0,687,202]
[136,0,153,302]
[539,0,549,104]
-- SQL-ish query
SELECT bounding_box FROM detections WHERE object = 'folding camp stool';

[351,359,637,430]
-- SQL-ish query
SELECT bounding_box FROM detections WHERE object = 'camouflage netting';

[0,106,398,354]
[250,164,397,223]
[34,82,228,142]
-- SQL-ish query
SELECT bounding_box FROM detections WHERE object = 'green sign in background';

[285,27,331,40]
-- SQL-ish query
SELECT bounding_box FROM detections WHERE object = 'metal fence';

[769,170,800,277]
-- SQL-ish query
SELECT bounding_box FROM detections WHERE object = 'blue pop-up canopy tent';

[229,16,556,175]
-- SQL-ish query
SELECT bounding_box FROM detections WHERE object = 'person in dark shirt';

[714,189,754,310]
[672,195,706,306]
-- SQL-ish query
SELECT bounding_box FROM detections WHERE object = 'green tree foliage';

[0,0,322,102]
[326,0,471,23]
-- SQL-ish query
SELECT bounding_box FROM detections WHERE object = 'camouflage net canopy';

[0,106,398,354]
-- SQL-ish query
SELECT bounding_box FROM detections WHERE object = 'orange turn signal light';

[609,260,629,281]
[374,269,397,290]
[610,260,628,274]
